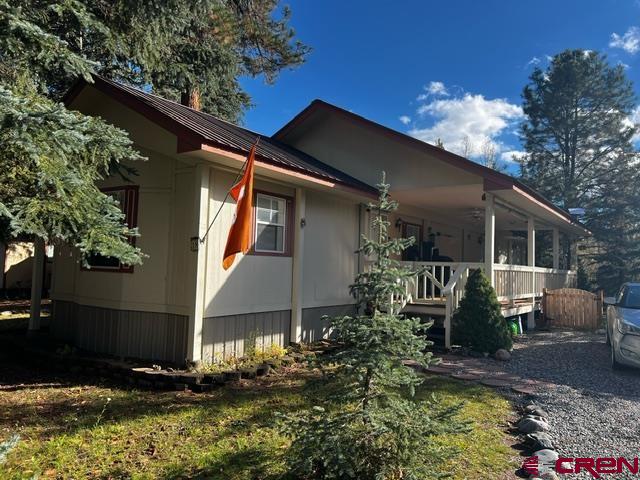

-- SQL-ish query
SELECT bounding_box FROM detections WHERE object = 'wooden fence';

[542,288,604,330]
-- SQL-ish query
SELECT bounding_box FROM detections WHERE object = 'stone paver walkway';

[410,346,556,396]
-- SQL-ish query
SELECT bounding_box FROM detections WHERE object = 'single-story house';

[48,77,588,365]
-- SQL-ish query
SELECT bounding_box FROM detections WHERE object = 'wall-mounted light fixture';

[190,237,200,252]
[395,218,403,230]
[300,218,306,228]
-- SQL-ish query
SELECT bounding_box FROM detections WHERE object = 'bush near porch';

[452,269,513,354]
[0,367,517,479]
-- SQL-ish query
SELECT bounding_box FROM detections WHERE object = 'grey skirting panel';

[51,300,189,365]
[301,304,356,343]
[202,310,291,361]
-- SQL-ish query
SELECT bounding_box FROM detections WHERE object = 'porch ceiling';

[392,184,484,210]
[392,184,529,231]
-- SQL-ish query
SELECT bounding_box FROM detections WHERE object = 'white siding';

[202,169,294,317]
[51,149,196,316]
[302,190,359,308]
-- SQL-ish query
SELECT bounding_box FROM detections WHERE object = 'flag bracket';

[199,137,260,245]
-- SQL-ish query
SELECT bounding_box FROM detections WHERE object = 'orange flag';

[222,145,256,270]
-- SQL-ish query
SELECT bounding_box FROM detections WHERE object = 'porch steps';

[403,310,446,347]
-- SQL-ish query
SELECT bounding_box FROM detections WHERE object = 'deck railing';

[494,265,577,302]
[393,261,576,348]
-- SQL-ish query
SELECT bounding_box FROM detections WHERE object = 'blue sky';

[240,0,640,169]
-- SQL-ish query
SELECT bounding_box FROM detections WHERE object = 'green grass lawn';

[0,368,518,479]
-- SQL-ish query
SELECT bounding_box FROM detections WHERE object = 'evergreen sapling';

[280,174,468,479]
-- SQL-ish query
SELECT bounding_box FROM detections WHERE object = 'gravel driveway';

[502,330,640,477]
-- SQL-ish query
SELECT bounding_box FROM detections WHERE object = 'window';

[86,185,139,272]
[620,285,640,309]
[254,193,288,254]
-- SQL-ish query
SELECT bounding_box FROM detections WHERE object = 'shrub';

[452,269,512,353]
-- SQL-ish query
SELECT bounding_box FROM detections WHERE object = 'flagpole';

[199,137,260,244]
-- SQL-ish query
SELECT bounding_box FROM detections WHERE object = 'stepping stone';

[512,384,537,395]
[494,375,524,382]
[451,373,480,381]
[519,378,540,385]
[480,378,512,388]
[440,361,463,367]
[427,366,453,374]
[403,359,421,368]
[465,369,490,377]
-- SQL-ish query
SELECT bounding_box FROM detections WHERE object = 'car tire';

[611,343,623,370]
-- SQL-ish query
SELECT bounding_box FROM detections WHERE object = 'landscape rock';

[524,404,549,419]
[494,349,511,361]
[533,449,559,475]
[223,370,241,382]
[517,416,550,433]
[525,432,554,451]
[531,473,560,480]
[240,367,257,379]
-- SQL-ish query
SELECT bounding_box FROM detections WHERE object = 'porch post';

[28,237,46,334]
[569,237,578,271]
[527,216,536,329]
[484,193,495,286]
[290,187,306,344]
[552,228,560,270]
[187,163,210,363]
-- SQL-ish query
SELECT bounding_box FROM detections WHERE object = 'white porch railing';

[401,262,483,348]
[494,265,577,302]
[395,261,576,348]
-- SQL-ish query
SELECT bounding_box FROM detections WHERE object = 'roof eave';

[66,78,377,198]
[275,99,589,235]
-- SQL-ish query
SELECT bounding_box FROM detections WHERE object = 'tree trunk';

[181,85,201,111]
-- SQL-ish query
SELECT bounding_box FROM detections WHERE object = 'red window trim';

[249,189,295,258]
[82,185,140,273]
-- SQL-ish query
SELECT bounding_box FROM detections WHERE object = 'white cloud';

[398,115,411,125]
[408,88,524,158]
[426,81,449,96]
[500,150,528,163]
[623,105,640,142]
[609,27,640,54]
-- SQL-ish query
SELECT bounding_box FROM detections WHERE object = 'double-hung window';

[85,185,139,272]
[254,192,288,254]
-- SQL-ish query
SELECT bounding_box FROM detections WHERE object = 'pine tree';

[452,269,512,354]
[518,49,640,292]
[280,175,467,479]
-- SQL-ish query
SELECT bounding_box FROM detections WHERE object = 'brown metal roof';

[73,77,378,195]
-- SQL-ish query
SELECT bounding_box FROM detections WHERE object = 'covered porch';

[369,180,585,348]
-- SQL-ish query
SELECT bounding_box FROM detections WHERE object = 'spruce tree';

[0,1,144,264]
[280,175,467,479]
[0,0,308,264]
[452,269,512,354]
